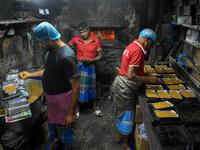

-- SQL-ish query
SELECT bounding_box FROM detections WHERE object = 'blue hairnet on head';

[139,28,156,42]
[34,22,61,40]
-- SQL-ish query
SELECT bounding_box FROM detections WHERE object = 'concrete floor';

[34,100,126,150]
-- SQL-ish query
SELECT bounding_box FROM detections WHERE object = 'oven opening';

[90,30,115,41]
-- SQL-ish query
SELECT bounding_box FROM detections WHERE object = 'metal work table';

[137,57,200,150]
[138,92,162,150]
[0,79,47,150]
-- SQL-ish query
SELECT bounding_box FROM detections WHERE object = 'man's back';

[120,40,146,76]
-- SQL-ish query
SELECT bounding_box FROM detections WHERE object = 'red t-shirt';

[119,39,146,76]
[69,35,102,61]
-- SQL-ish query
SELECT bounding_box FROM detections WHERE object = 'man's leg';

[66,146,72,150]
[93,98,102,116]
[116,111,134,150]
[78,64,89,103]
[122,134,131,150]
[116,131,122,143]
[87,64,102,116]
[55,125,74,150]
[93,98,97,111]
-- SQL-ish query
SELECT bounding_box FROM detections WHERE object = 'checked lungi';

[78,61,96,102]
[49,124,74,147]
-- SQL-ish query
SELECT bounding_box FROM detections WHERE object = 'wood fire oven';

[68,26,127,100]
[55,0,146,100]
[59,0,144,100]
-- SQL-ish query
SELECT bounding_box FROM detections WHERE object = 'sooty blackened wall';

[56,0,146,43]
[0,0,163,83]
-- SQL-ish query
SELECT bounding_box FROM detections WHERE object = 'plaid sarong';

[49,124,74,147]
[78,61,96,102]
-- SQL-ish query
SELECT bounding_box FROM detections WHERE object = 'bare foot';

[122,144,131,150]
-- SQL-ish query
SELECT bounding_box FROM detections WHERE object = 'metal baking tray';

[179,89,196,99]
[149,102,180,122]
[146,84,163,90]
[171,78,185,84]
[167,84,186,90]
[7,97,28,108]
[154,65,168,69]
[151,101,174,110]
[6,104,30,115]
[157,90,171,100]
[155,68,165,74]
[164,68,176,74]
[162,74,177,78]
[145,89,159,99]
[169,90,183,100]
[162,78,174,85]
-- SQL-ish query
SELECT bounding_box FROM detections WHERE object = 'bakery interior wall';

[0,0,168,84]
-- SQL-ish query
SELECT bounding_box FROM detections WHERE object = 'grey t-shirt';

[42,45,80,95]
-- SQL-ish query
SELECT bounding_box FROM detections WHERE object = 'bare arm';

[18,69,44,79]
[87,49,103,62]
[64,76,80,128]
[127,66,157,84]
[27,69,44,78]
[67,42,73,47]
[94,49,103,61]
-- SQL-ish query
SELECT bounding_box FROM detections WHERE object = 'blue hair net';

[34,22,61,40]
[139,28,156,42]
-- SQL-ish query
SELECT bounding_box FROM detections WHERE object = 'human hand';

[148,73,161,77]
[147,75,158,84]
[148,72,158,75]
[18,71,30,79]
[64,114,75,128]
[83,59,93,66]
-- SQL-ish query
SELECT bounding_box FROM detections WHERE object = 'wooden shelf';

[182,39,200,49]
[170,23,200,48]
[0,18,43,26]
[171,22,200,31]
[181,24,200,30]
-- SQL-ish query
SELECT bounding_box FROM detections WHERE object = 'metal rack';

[169,56,200,99]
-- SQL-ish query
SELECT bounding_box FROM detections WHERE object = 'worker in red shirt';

[112,29,158,150]
[67,21,103,117]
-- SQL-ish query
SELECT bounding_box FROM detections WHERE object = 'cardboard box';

[134,123,150,150]
[135,105,143,123]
